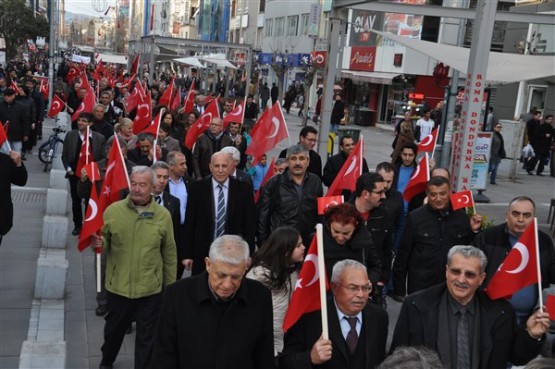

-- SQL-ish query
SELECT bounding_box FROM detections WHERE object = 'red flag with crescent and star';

[39,79,49,100]
[182,80,196,114]
[403,153,430,202]
[130,54,140,75]
[184,100,220,149]
[126,80,146,113]
[223,100,245,128]
[326,137,363,197]
[450,190,474,211]
[132,92,152,134]
[47,95,66,118]
[78,186,104,252]
[283,235,329,332]
[246,102,289,162]
[99,137,130,207]
[317,195,345,215]
[485,218,540,300]
[417,128,438,153]
[170,86,182,112]
[158,78,175,108]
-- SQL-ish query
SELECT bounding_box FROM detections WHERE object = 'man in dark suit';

[0,150,27,246]
[61,112,106,235]
[280,259,388,369]
[183,151,255,275]
[151,161,184,280]
[152,235,274,369]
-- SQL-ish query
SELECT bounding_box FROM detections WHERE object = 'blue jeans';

[489,156,501,184]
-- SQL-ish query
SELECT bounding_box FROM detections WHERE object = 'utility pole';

[48,0,58,105]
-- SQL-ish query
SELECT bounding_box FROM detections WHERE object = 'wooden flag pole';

[533,217,544,313]
[316,223,329,340]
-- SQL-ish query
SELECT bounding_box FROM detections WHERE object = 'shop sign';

[349,47,375,72]
[310,51,327,68]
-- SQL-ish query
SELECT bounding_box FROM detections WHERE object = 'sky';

[64,0,117,17]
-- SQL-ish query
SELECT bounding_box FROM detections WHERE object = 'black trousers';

[526,152,549,174]
[101,291,162,369]
[68,175,83,228]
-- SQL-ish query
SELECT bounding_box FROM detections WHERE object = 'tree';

[0,0,50,60]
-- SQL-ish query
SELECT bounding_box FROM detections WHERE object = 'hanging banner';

[470,132,492,190]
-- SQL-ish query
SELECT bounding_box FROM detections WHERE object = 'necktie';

[345,316,358,353]
[457,310,470,369]
[155,195,162,204]
[215,185,225,237]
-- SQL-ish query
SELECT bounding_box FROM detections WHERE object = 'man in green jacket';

[97,166,177,369]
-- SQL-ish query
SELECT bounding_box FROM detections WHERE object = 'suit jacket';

[280,298,388,369]
[160,191,183,266]
[61,129,106,172]
[184,176,255,275]
[0,153,27,235]
[152,272,274,369]
[233,169,254,191]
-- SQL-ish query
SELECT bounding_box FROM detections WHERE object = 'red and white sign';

[310,51,327,68]
[349,47,376,72]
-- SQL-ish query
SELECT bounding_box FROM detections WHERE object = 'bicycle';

[38,126,66,172]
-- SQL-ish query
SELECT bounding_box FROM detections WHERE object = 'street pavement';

[1,110,553,369]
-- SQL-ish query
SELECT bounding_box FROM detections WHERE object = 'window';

[265,18,273,37]
[259,0,265,13]
[300,14,309,36]
[287,15,298,36]
[275,17,285,37]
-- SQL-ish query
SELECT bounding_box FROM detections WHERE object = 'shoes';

[21,154,26,161]
[72,227,82,236]
[95,305,107,317]
[536,173,544,176]
[490,182,497,185]
[99,363,113,369]
[527,171,534,175]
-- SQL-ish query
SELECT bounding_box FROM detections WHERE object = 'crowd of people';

[0,58,554,369]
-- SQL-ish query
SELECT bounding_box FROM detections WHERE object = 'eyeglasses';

[448,267,479,279]
[335,282,372,294]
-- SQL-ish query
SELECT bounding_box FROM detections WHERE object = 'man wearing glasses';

[391,245,550,368]
[280,259,388,369]
[191,117,233,179]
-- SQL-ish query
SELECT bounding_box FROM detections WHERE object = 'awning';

[174,57,206,69]
[372,30,555,84]
[198,53,239,70]
[341,70,400,85]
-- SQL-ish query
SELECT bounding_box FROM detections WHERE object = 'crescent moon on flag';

[105,161,116,177]
[304,254,320,287]
[85,198,98,222]
[52,101,61,110]
[461,195,469,203]
[234,105,243,116]
[411,165,421,180]
[268,117,280,138]
[420,134,433,147]
[504,242,529,274]
[344,155,358,176]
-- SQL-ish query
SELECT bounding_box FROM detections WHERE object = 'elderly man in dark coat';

[152,235,274,369]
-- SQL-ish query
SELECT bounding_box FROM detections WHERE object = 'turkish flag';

[403,153,430,202]
[326,138,363,196]
[223,100,245,128]
[417,128,438,153]
[249,107,269,138]
[158,79,174,107]
[40,79,49,100]
[47,95,66,118]
[9,80,20,94]
[170,86,182,112]
[450,190,474,211]
[75,128,94,178]
[78,186,104,252]
[141,108,164,137]
[126,81,146,113]
[65,65,80,84]
[254,158,275,203]
[486,218,540,300]
[130,54,140,75]
[83,161,101,183]
[317,196,345,215]
[0,120,8,147]
[99,136,130,207]
[71,86,96,121]
[132,92,152,134]
[184,100,220,150]
[182,80,197,114]
[246,102,289,162]
[116,73,136,91]
[78,69,92,92]
[283,235,329,332]
[93,60,104,81]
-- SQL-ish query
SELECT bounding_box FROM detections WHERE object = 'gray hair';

[447,245,488,273]
[275,158,287,167]
[131,166,156,185]
[106,135,126,153]
[93,103,106,112]
[378,346,443,369]
[211,150,231,164]
[166,151,185,166]
[286,144,309,159]
[523,357,555,369]
[331,259,367,284]
[151,161,170,171]
[220,146,241,163]
[208,235,250,265]
[137,132,155,143]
